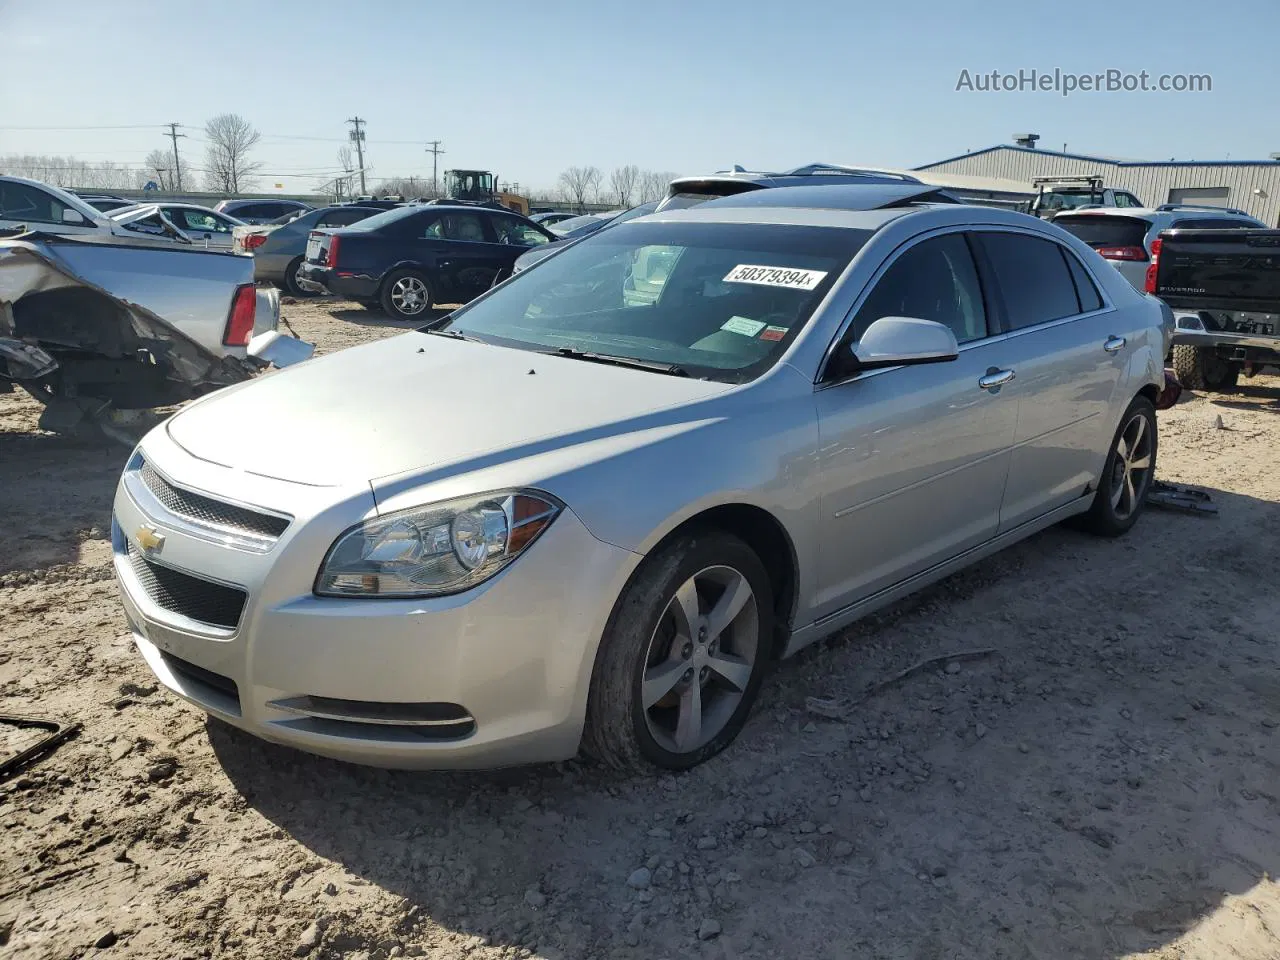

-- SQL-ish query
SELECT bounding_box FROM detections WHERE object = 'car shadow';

[0,430,126,575]
[209,482,1280,959]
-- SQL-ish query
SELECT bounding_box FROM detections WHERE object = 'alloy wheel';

[640,565,759,754]
[1109,411,1154,520]
[390,276,429,316]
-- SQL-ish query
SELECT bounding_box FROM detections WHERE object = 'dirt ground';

[3,299,1280,960]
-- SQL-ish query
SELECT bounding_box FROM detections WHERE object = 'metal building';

[915,144,1280,224]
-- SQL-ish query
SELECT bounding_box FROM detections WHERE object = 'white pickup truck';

[0,232,313,441]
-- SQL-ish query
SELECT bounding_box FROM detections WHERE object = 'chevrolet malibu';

[112,191,1169,772]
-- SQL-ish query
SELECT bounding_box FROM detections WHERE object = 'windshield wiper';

[419,327,482,342]
[550,347,689,377]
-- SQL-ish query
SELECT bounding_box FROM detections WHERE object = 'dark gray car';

[234,205,382,295]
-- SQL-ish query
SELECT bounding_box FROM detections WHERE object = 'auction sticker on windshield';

[723,264,828,291]
[722,316,766,337]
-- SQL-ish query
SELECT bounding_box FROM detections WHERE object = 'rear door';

[973,230,1123,530]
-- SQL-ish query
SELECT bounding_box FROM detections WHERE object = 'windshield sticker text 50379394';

[723,264,828,291]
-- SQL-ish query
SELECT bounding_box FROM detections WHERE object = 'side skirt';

[782,494,1093,658]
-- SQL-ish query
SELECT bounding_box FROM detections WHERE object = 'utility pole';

[347,117,367,194]
[165,122,186,191]
[426,140,445,197]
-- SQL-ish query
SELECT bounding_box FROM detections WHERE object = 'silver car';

[111,192,1168,772]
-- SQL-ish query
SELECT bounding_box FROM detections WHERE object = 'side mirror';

[61,208,86,225]
[851,316,959,370]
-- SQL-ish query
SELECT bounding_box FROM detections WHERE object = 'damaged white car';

[0,234,313,441]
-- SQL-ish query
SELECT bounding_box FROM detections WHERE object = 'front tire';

[582,531,773,773]
[1079,396,1157,537]
[379,269,434,320]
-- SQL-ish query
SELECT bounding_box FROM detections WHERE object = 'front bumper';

[111,429,640,769]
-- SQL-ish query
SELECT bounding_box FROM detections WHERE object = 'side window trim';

[818,226,992,384]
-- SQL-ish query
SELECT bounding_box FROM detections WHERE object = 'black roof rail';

[784,163,916,181]
[1157,202,1250,216]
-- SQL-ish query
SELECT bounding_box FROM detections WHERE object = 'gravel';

[4,303,1280,960]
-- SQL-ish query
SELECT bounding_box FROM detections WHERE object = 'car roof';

[644,201,1048,235]
[1055,206,1257,220]
[697,183,959,212]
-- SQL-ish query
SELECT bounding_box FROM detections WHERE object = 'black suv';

[297,204,556,319]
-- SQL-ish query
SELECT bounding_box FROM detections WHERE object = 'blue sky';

[1,0,1278,195]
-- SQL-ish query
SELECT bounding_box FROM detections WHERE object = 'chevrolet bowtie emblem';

[136,525,165,553]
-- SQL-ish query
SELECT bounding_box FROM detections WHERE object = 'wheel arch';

[641,502,800,659]
[374,260,435,299]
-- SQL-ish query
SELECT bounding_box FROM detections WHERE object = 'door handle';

[1103,336,1127,353]
[979,369,1016,391]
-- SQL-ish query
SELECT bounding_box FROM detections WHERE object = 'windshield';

[438,221,870,382]
[1039,192,1101,213]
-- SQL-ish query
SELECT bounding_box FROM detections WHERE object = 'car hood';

[166,333,733,487]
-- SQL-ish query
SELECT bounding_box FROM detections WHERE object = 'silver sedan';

[111,191,1169,772]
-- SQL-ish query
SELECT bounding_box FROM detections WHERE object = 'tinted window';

[847,233,987,345]
[423,213,487,241]
[443,221,871,383]
[1054,215,1151,249]
[1063,251,1104,312]
[342,206,421,232]
[980,233,1083,329]
[1175,217,1260,229]
[319,208,375,227]
[1113,192,1141,208]
[490,215,551,246]
[0,181,70,224]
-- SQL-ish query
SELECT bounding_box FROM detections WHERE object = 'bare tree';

[558,165,602,212]
[0,153,138,190]
[203,113,262,194]
[336,145,358,199]
[608,165,640,208]
[638,169,679,203]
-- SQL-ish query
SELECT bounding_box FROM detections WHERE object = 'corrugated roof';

[915,144,1280,170]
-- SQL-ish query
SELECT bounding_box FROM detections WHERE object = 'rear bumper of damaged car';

[0,236,314,440]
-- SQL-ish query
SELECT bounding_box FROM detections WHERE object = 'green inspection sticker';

[721,316,767,336]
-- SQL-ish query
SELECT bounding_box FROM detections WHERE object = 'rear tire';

[1079,396,1157,538]
[582,531,773,774]
[282,256,310,298]
[379,269,434,321]
[1171,344,1238,392]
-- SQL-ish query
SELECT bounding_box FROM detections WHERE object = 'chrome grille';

[127,543,247,629]
[139,461,289,540]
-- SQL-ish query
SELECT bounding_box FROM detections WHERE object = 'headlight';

[315,490,561,598]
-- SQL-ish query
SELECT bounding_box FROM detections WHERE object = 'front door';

[166,207,237,249]
[972,231,1124,531]
[812,232,1018,617]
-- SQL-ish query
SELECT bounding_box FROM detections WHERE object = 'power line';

[0,124,162,131]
